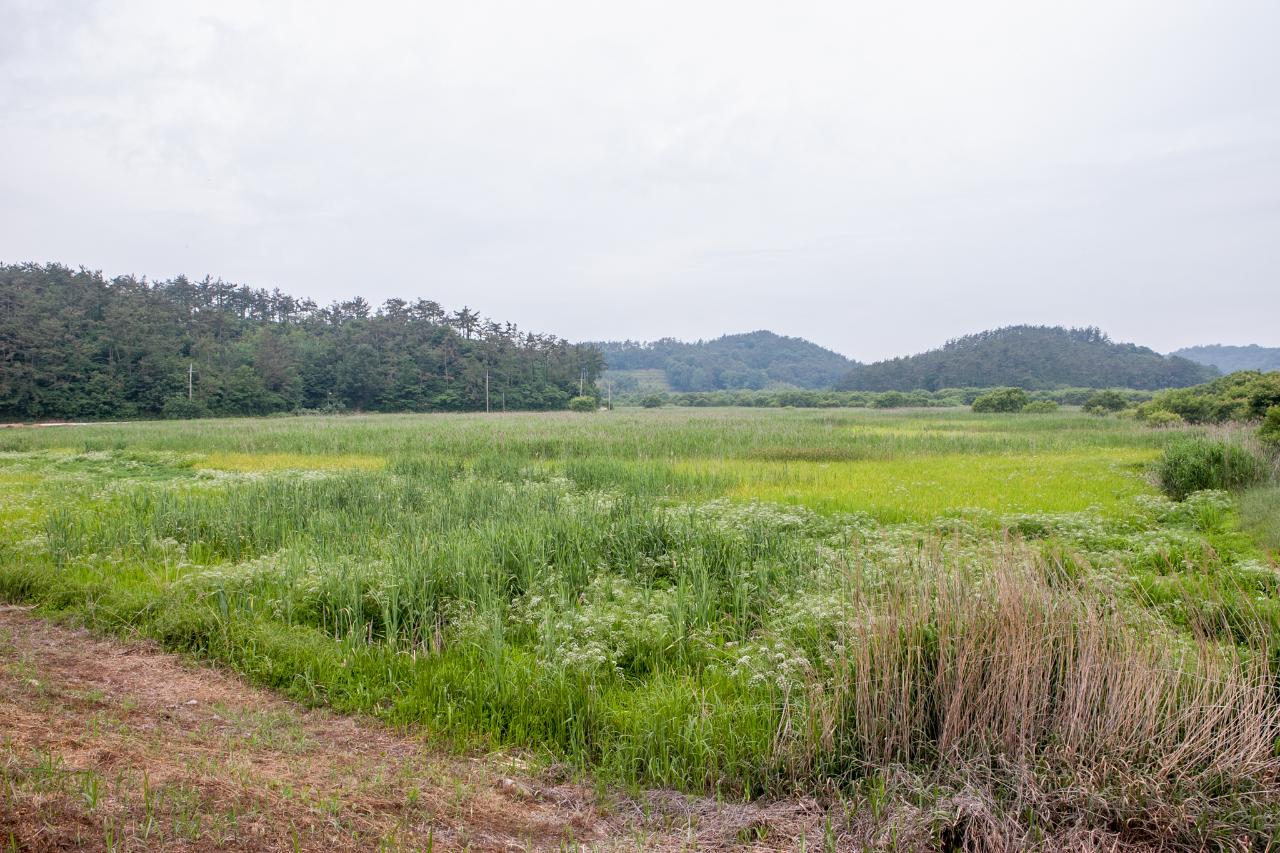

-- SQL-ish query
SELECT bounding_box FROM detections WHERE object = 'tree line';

[0,263,603,420]
[1171,344,1280,374]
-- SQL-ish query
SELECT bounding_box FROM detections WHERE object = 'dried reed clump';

[791,549,1280,851]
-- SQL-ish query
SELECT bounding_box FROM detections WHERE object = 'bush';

[1146,370,1280,424]
[1141,409,1185,428]
[1246,374,1280,417]
[871,390,911,409]
[1155,437,1268,500]
[1082,390,1129,415]
[1261,405,1280,447]
[971,387,1028,413]
[1021,400,1059,414]
[640,394,665,409]
[567,396,597,412]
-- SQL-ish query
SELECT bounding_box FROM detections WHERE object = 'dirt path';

[0,607,823,851]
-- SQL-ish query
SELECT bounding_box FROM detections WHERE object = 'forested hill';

[589,331,857,391]
[1171,344,1280,374]
[0,263,603,420]
[836,326,1217,392]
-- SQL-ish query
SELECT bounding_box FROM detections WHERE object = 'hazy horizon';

[583,326,1272,365]
[3,1,1278,362]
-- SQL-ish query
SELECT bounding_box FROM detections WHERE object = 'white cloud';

[2,0,1277,359]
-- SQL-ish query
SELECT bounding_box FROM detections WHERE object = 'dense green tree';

[0,263,603,420]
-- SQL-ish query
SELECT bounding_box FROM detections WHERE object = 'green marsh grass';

[0,408,1276,849]
[1240,485,1280,555]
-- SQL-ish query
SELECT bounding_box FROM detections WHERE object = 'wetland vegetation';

[2,407,1277,849]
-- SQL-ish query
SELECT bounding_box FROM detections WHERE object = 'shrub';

[640,394,665,409]
[1082,390,1129,415]
[1155,437,1268,500]
[1021,400,1059,414]
[567,396,597,412]
[1246,374,1280,417]
[1142,409,1184,428]
[971,387,1028,413]
[871,390,911,409]
[1146,370,1280,424]
[1261,405,1280,447]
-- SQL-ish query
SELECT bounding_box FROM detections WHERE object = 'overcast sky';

[2,1,1277,361]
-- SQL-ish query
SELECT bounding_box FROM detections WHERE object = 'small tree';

[641,394,665,409]
[568,396,597,412]
[971,387,1028,413]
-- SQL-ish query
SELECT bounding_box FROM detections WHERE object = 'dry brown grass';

[789,548,1280,850]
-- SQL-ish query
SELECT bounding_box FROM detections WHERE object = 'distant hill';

[836,326,1217,392]
[589,331,857,391]
[1171,344,1280,374]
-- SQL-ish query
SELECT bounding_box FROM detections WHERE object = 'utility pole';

[188,362,194,401]
[485,369,490,413]
[579,367,585,396]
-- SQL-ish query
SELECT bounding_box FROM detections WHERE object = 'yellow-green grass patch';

[685,448,1158,521]
[199,452,386,472]
[0,470,45,487]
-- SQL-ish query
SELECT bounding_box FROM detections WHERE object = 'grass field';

[1,407,1277,850]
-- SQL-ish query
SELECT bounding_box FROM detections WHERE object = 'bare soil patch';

[0,607,821,851]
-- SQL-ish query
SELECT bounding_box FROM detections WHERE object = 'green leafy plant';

[971,387,1028,413]
[568,396,598,412]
